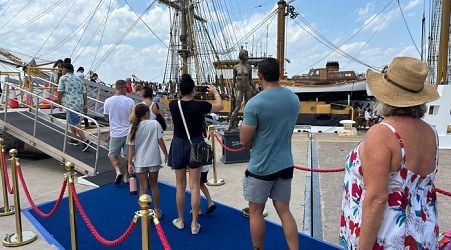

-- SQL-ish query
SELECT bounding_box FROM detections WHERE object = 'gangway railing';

[26,67,108,119]
[0,80,102,174]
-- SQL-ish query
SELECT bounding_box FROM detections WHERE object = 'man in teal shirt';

[240,58,299,250]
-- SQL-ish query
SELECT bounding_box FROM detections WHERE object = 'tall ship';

[0,0,447,130]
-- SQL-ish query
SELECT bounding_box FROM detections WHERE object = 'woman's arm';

[128,144,135,174]
[207,85,223,113]
[153,102,163,116]
[158,138,168,163]
[359,125,391,249]
[128,105,136,123]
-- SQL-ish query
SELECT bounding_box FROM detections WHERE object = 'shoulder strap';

[178,100,192,144]
[379,122,406,166]
[149,102,158,115]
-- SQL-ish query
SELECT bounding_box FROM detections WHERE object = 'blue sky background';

[0,0,426,84]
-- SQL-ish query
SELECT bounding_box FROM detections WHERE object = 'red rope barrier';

[213,133,247,152]
[2,149,13,194]
[17,164,67,218]
[154,219,171,250]
[293,164,451,196]
[437,188,451,197]
[294,165,345,173]
[69,183,137,247]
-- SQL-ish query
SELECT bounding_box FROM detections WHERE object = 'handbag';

[151,102,167,131]
[178,100,213,166]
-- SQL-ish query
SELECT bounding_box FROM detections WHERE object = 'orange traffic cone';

[8,86,19,108]
[40,85,52,109]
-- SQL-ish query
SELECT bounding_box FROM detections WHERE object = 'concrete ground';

[0,132,450,249]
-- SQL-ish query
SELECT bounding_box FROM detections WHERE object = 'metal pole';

[138,194,152,250]
[3,149,37,247]
[207,125,225,186]
[0,138,14,216]
[66,162,78,250]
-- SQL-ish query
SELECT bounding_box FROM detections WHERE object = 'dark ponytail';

[129,103,150,141]
[180,73,195,96]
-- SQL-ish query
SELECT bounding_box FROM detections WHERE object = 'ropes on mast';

[122,0,168,49]
[0,0,32,31]
[88,0,114,72]
[92,0,157,71]
[397,0,421,56]
[70,0,107,59]
[34,0,79,58]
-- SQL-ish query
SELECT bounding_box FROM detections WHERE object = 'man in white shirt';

[104,80,135,184]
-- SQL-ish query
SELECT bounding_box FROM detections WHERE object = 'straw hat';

[366,57,439,107]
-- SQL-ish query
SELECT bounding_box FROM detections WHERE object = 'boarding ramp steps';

[0,81,111,176]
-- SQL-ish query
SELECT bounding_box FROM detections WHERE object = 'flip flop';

[114,174,122,185]
[205,204,216,214]
[191,223,201,235]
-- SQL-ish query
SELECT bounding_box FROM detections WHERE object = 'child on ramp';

[128,103,168,219]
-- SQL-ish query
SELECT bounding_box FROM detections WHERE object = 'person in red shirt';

[126,78,133,93]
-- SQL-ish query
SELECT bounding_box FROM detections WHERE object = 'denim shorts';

[108,136,128,157]
[135,165,162,174]
[168,136,203,169]
[243,176,292,203]
[68,111,80,125]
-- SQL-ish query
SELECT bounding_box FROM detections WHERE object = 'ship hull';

[297,113,350,126]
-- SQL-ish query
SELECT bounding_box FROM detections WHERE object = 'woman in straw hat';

[339,57,440,249]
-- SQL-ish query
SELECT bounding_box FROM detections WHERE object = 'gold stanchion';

[3,149,37,247]
[0,139,14,216]
[138,194,152,250]
[207,125,225,186]
[66,162,78,250]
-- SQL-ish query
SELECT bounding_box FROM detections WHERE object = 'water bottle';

[129,174,137,196]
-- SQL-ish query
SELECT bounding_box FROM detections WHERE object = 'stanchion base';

[0,206,15,216]
[206,178,225,186]
[3,231,37,247]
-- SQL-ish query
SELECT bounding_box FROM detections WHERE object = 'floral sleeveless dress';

[339,122,439,249]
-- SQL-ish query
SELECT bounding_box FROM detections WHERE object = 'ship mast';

[437,0,451,85]
[276,1,298,80]
[277,1,288,79]
[160,0,206,83]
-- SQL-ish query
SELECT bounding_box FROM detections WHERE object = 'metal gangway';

[0,68,144,177]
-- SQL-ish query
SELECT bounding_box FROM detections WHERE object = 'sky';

[0,0,427,85]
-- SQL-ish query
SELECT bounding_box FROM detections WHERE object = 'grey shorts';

[243,176,292,203]
[108,136,128,157]
[135,165,162,174]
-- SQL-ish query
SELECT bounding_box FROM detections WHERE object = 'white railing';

[1,80,102,172]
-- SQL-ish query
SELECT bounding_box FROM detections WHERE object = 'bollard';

[3,149,37,247]
[66,162,78,250]
[0,138,14,216]
[207,125,225,186]
[139,194,152,250]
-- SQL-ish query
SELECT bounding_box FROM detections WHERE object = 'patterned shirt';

[57,72,86,111]
[339,122,439,249]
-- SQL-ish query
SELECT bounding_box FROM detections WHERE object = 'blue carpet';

[23,182,340,250]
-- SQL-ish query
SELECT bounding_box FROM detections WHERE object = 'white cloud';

[0,0,426,85]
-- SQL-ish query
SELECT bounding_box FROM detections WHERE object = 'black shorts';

[200,171,208,184]
[168,136,204,169]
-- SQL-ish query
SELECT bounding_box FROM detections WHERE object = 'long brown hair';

[129,103,149,141]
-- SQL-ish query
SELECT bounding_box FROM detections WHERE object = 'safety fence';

[0,139,171,249]
[213,131,451,198]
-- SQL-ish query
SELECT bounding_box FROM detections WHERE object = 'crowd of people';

[52,55,443,249]
[354,103,381,129]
